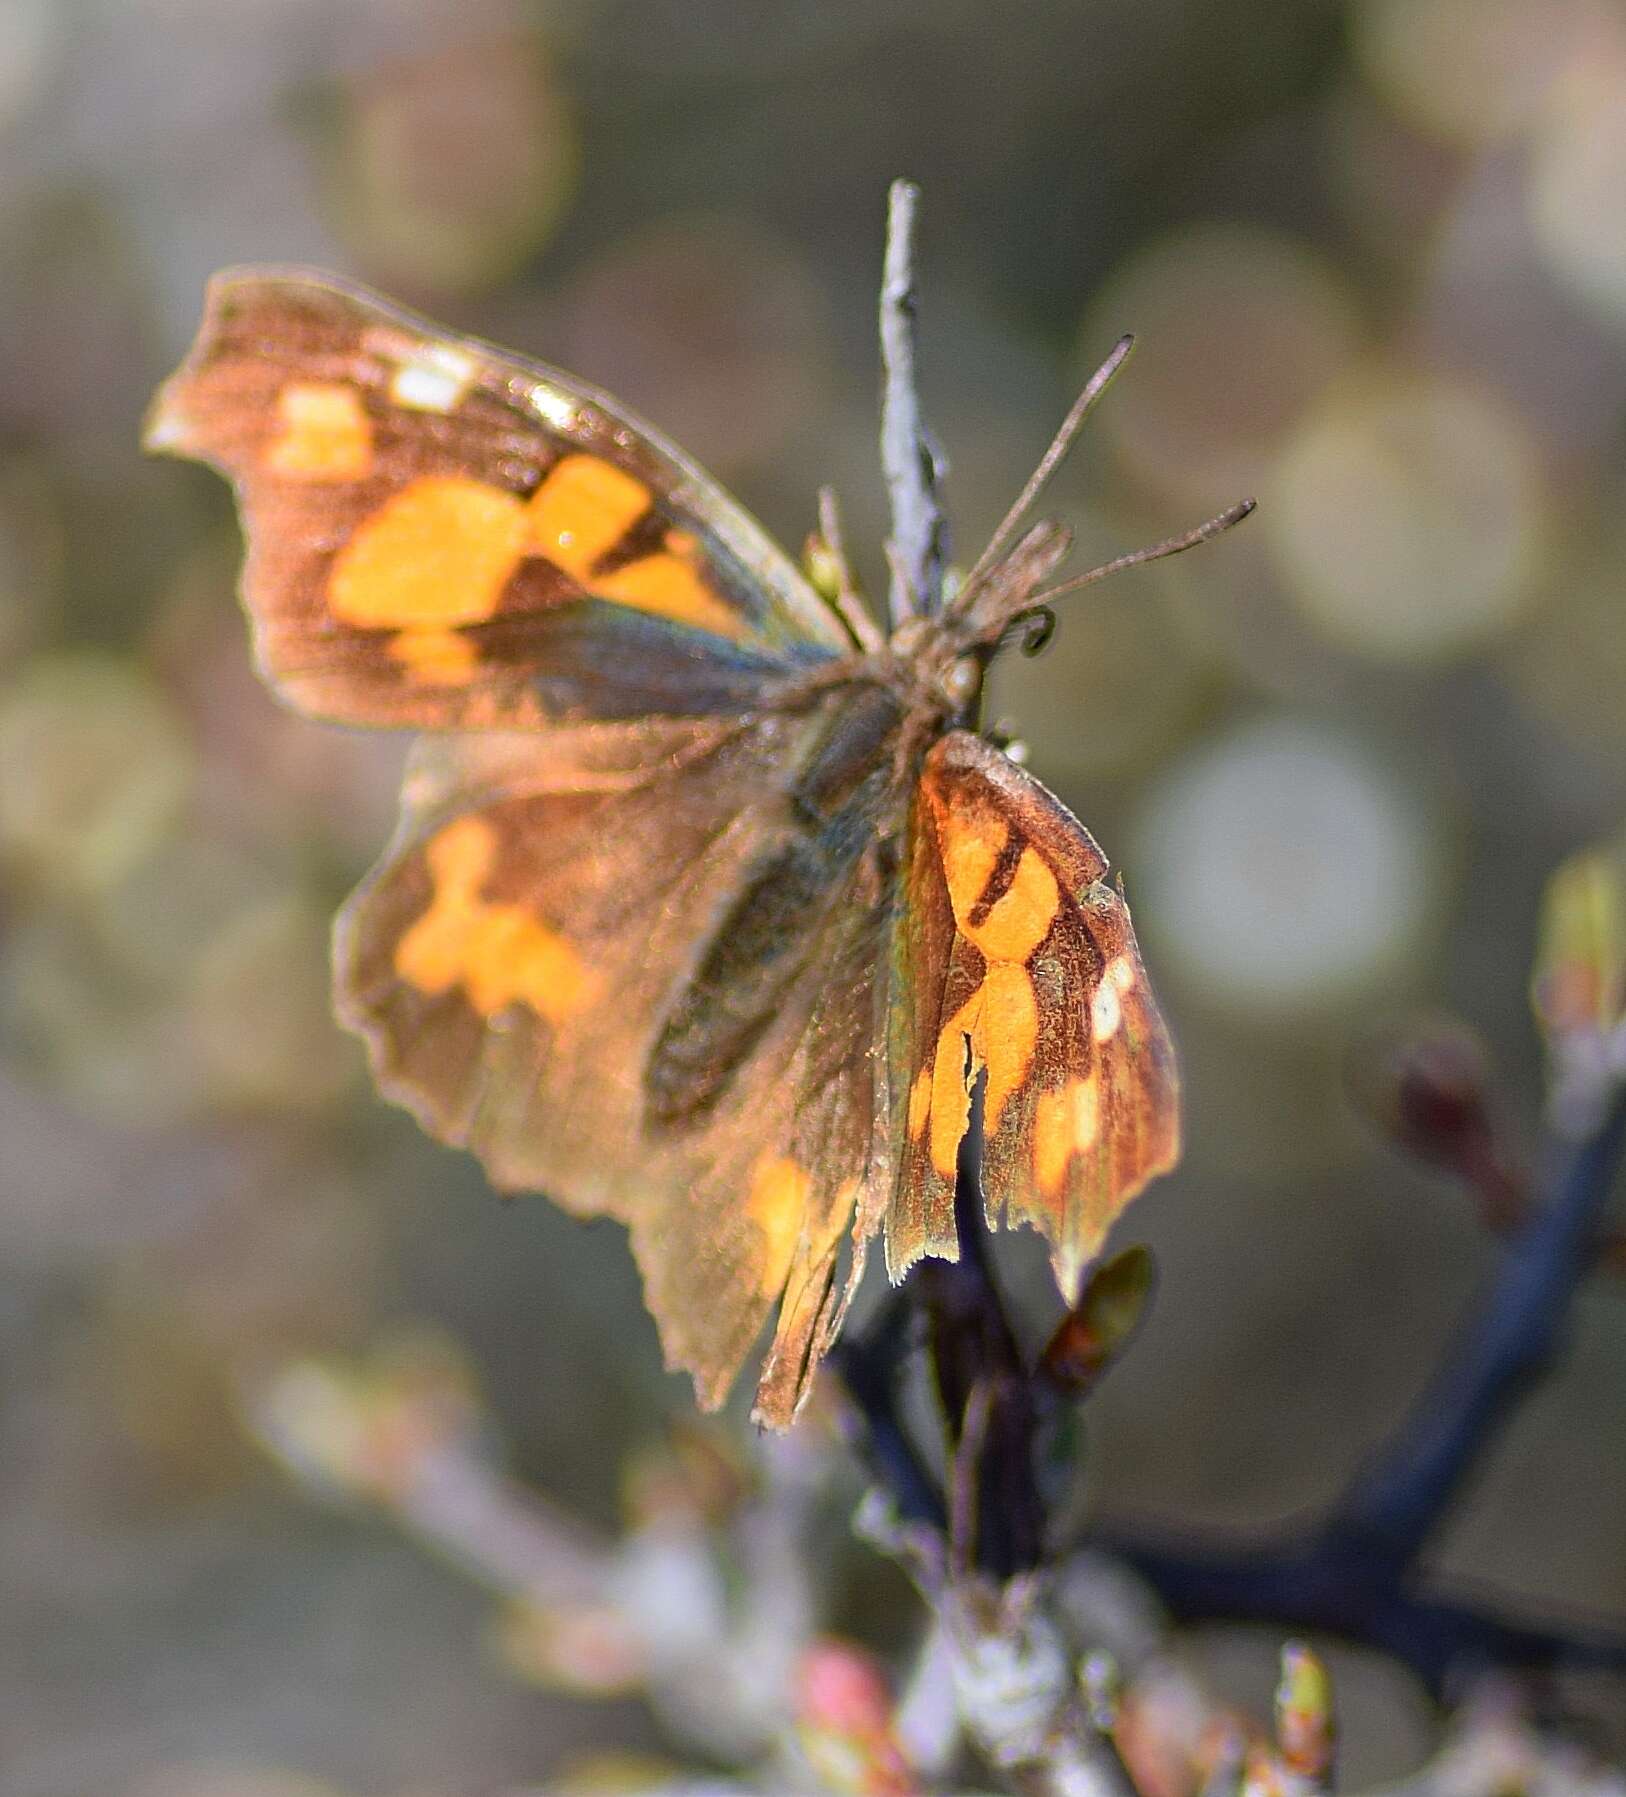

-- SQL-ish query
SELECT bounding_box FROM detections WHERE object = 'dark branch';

[830,1286,945,1537]
[1090,1084,1626,1697]
[837,1046,1626,1695]
[916,1100,1044,1579]
[1094,1528,1626,1698]
[1331,1087,1626,1569]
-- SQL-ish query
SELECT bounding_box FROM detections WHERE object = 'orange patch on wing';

[593,549,745,638]
[979,960,1041,1127]
[527,454,650,577]
[928,995,978,1178]
[389,626,479,685]
[1034,1075,1100,1198]
[962,849,1059,963]
[331,475,529,628]
[922,963,1041,1179]
[748,1155,813,1298]
[526,457,746,638]
[914,801,1058,1176]
[907,1063,933,1140]
[267,382,373,481]
[940,814,1006,924]
[395,815,598,1025]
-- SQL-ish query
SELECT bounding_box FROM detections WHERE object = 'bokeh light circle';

[1266,372,1545,663]
[1133,716,1437,1018]
[1504,519,1626,754]
[1082,224,1362,506]
[0,456,61,674]
[1351,0,1593,146]
[322,37,578,297]
[1528,61,1626,330]
[190,896,355,1114]
[556,217,830,475]
[0,654,192,894]
[0,0,56,137]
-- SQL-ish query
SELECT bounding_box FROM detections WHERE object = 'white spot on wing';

[391,364,460,412]
[389,343,476,413]
[1091,979,1123,1044]
[144,405,186,449]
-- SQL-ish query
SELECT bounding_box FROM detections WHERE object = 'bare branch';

[879,178,947,625]
[1332,1081,1626,1567]
[1091,1079,1626,1697]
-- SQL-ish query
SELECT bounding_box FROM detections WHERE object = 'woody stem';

[879,178,948,626]
[1095,1081,1626,1696]
[832,1093,1045,1581]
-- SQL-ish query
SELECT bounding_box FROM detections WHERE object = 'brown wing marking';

[888,730,1180,1296]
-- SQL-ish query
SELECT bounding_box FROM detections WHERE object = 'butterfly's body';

[146,269,1230,1425]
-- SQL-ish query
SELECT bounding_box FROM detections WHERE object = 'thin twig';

[949,1381,995,1578]
[879,178,947,625]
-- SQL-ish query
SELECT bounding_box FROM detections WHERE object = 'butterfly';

[144,268,1250,1427]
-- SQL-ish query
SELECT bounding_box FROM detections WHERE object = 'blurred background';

[2,0,1625,1788]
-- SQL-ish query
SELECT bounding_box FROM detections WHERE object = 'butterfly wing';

[888,730,1179,1295]
[145,269,849,729]
[336,695,906,1423]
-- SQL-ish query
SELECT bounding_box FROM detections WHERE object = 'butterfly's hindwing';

[889,731,1179,1295]
[335,695,909,1423]
[145,271,848,730]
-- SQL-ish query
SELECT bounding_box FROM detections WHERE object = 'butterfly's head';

[877,521,1068,731]
[951,517,1075,653]
[882,612,986,731]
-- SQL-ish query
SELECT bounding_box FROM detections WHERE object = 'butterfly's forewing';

[335,695,905,1422]
[889,731,1179,1296]
[145,270,848,730]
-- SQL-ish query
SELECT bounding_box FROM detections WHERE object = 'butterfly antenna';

[1021,496,1256,610]
[954,333,1136,609]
